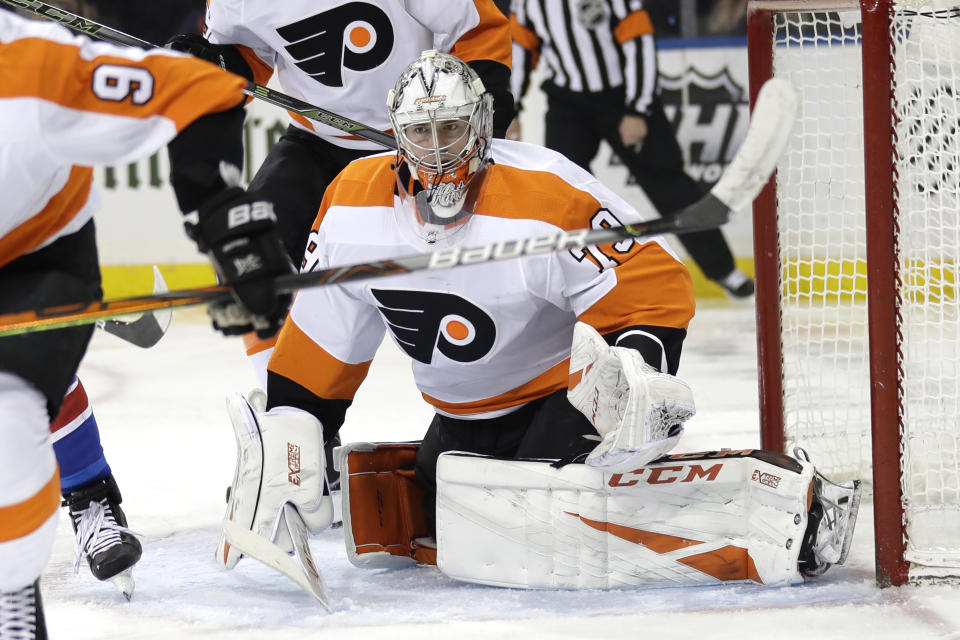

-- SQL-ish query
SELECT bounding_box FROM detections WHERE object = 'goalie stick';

[95,266,172,348]
[0,0,397,149]
[0,78,798,338]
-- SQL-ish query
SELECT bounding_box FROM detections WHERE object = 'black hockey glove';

[166,34,255,81]
[165,33,227,68]
[186,187,293,338]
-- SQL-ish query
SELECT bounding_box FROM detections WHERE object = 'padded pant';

[0,221,101,419]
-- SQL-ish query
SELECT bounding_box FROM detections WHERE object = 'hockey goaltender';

[213,51,861,608]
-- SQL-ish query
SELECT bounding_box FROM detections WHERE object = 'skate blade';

[111,568,135,601]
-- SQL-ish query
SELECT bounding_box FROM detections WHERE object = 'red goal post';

[747,0,960,587]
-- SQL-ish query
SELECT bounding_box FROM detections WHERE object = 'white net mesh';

[772,10,872,482]
[893,6,960,569]
[765,2,960,574]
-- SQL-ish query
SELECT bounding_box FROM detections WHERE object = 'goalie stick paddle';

[0,78,797,338]
[0,0,397,150]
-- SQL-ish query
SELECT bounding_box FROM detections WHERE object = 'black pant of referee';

[542,85,752,297]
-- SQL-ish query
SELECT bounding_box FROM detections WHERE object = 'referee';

[509,0,754,298]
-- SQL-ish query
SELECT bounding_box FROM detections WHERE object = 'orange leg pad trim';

[0,468,60,543]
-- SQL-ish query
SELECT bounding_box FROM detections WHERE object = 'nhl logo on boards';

[576,0,609,30]
[654,67,749,189]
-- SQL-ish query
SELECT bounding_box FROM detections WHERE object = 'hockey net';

[747,0,960,586]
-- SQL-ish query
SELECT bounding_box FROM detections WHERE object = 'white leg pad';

[436,450,814,589]
[216,393,333,601]
[0,372,59,591]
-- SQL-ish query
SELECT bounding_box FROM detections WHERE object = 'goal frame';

[746,0,907,587]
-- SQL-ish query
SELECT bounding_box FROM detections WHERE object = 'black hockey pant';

[0,221,101,419]
[414,389,598,534]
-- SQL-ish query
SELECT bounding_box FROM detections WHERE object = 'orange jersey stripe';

[269,317,372,400]
[0,467,60,543]
[288,110,317,132]
[510,14,541,69]
[449,0,512,67]
[614,10,655,44]
[1,37,246,133]
[578,241,695,333]
[422,358,569,415]
[472,163,604,230]
[510,14,541,52]
[236,44,274,88]
[313,155,397,229]
[243,332,278,356]
[0,165,92,269]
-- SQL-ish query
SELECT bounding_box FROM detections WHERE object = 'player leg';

[605,99,753,298]
[514,389,603,461]
[243,128,369,508]
[0,221,102,636]
[543,91,605,172]
[414,403,537,535]
[0,373,56,640]
[435,449,860,589]
[214,393,333,605]
[53,378,141,598]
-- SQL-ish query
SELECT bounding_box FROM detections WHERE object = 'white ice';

[42,304,960,640]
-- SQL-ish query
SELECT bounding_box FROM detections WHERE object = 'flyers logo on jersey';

[277,2,394,88]
[372,289,495,364]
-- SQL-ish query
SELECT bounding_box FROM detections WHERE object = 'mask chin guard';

[414,189,471,226]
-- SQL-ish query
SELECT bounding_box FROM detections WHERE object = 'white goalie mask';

[387,50,493,237]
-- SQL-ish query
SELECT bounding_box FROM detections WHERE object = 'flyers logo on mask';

[277,2,394,88]
[372,289,496,364]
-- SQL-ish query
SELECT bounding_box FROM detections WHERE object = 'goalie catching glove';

[568,322,695,471]
[185,186,293,338]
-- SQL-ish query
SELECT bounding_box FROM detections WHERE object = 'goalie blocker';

[338,443,861,588]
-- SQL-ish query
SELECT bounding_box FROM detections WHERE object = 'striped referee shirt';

[511,0,657,116]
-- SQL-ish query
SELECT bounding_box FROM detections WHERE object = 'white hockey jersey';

[204,0,511,149]
[0,9,247,269]
[268,140,695,419]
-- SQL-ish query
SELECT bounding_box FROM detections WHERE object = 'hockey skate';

[717,268,755,299]
[795,448,862,577]
[0,580,46,640]
[62,474,142,600]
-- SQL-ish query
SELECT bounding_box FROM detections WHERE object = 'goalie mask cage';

[747,0,960,587]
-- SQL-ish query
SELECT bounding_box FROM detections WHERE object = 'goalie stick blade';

[96,315,166,349]
[221,503,331,610]
[710,78,798,213]
[94,267,172,348]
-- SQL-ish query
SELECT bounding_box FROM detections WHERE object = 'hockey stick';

[0,78,797,338]
[95,266,172,348]
[0,0,397,150]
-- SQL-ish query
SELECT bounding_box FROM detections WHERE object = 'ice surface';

[41,304,960,639]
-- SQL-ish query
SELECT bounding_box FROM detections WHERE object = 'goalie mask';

[387,50,493,239]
